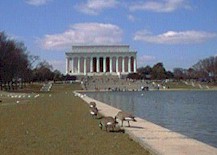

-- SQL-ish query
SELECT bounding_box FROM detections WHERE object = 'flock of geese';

[89,101,136,132]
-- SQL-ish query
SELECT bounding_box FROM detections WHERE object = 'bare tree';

[0,32,30,90]
[192,56,217,81]
[32,60,54,82]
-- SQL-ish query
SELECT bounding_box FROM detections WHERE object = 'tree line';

[128,62,174,80]
[128,57,217,83]
[0,32,73,90]
[173,56,217,81]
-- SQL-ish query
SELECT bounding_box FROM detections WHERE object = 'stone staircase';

[82,75,154,91]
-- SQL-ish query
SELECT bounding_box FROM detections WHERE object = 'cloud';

[25,0,52,6]
[127,14,136,22]
[75,0,118,15]
[134,30,216,44]
[40,23,123,50]
[129,0,190,13]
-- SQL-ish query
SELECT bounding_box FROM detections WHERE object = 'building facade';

[65,45,137,76]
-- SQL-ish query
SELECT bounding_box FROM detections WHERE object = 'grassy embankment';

[158,81,217,90]
[0,83,150,155]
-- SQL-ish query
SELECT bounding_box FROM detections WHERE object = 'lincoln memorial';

[65,45,137,76]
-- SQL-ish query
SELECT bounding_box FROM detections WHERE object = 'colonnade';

[66,55,137,75]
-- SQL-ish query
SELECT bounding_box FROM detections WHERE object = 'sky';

[0,0,217,73]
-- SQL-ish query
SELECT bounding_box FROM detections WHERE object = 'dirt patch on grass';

[0,83,150,155]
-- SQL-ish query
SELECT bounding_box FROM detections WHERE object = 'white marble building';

[65,45,137,76]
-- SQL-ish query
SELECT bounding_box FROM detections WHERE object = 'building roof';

[70,45,132,53]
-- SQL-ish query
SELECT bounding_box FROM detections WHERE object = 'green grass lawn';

[0,83,150,155]
[161,81,216,90]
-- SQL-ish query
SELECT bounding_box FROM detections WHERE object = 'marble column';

[90,57,93,73]
[103,57,106,73]
[116,57,119,73]
[97,57,100,72]
[122,57,125,73]
[69,58,72,73]
[78,57,80,73]
[84,57,86,75]
[110,57,112,73]
[71,58,74,73]
[128,57,131,73]
[134,57,136,72]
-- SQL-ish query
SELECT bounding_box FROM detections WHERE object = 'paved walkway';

[40,82,52,92]
[75,91,217,155]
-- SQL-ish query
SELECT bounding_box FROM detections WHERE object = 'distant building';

[65,45,137,76]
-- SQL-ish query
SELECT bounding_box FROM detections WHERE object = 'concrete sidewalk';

[76,92,217,155]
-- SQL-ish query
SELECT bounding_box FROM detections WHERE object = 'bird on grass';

[89,101,96,108]
[89,106,98,118]
[99,116,118,132]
